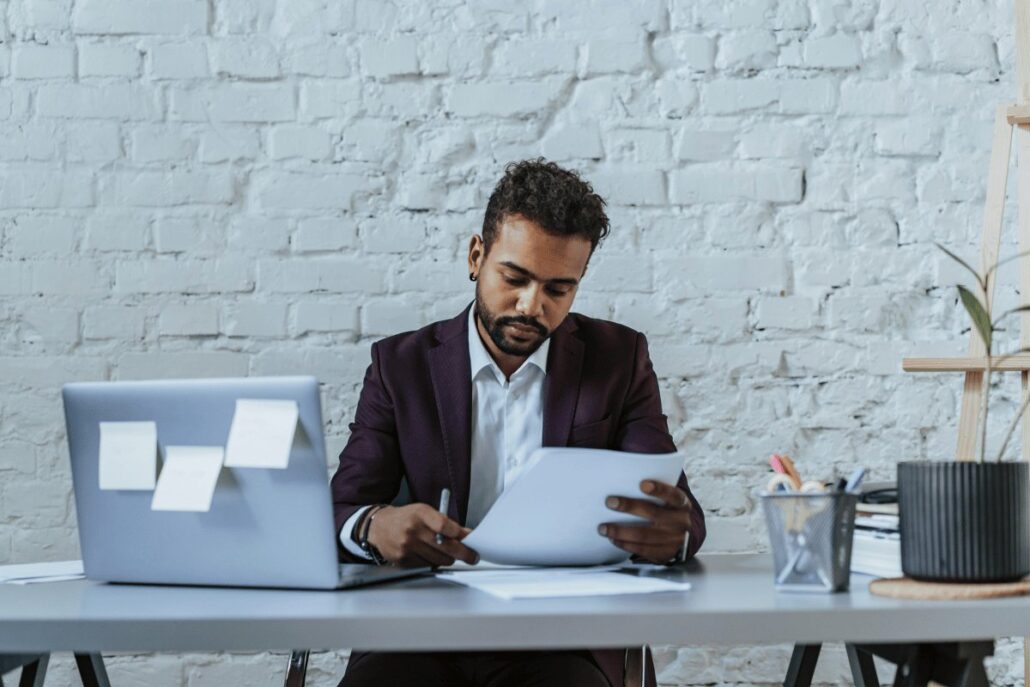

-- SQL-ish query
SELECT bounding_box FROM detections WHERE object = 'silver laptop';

[62,376,424,590]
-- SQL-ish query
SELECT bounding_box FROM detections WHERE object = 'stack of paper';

[438,568,691,600]
[0,560,84,585]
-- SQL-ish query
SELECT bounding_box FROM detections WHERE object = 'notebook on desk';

[62,376,426,590]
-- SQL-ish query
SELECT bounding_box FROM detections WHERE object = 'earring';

[469,273,477,282]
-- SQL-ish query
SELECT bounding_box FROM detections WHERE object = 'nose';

[515,284,544,321]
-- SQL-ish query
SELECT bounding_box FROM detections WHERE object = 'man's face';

[468,215,592,357]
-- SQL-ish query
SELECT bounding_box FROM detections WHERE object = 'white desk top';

[1,553,1027,653]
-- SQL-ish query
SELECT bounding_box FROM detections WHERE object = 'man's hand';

[367,503,479,568]
[599,480,693,564]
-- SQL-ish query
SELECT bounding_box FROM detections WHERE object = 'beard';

[474,287,550,357]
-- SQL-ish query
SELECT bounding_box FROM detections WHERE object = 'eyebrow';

[499,261,580,287]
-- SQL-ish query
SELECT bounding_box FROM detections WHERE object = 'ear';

[468,234,484,277]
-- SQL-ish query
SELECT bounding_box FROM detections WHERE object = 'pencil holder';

[760,491,858,592]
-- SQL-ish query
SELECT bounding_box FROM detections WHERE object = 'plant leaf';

[985,248,1030,280]
[957,285,992,351]
[935,243,986,291]
[992,304,1030,328]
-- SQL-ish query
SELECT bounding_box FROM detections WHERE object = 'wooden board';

[955,105,1014,460]
[903,356,1030,372]
[870,576,1030,600]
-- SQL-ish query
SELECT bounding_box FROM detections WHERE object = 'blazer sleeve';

[614,332,706,560]
[330,341,405,562]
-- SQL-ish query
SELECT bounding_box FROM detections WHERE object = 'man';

[331,159,706,687]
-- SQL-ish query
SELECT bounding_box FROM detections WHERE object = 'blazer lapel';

[542,316,584,448]
[428,305,473,523]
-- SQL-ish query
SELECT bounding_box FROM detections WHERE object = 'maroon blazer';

[330,303,706,687]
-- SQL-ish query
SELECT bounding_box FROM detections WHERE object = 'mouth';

[507,323,540,337]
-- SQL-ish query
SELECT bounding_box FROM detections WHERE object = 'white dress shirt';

[340,306,550,555]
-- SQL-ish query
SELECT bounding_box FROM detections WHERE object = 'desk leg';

[74,653,110,687]
[846,644,879,687]
[784,644,821,687]
[855,642,992,687]
[284,650,309,687]
[17,654,49,687]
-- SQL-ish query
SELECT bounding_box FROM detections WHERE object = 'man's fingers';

[599,523,680,545]
[605,495,663,522]
[415,523,478,565]
[423,507,470,540]
[640,480,690,508]
[609,538,676,564]
[439,539,479,565]
[409,539,455,568]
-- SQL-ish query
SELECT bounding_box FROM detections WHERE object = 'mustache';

[495,316,547,337]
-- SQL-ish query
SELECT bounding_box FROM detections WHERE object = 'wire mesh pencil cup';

[760,491,858,592]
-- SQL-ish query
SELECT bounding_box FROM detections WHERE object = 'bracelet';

[357,505,388,566]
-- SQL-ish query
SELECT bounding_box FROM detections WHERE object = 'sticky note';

[224,399,299,469]
[98,421,157,491]
[151,446,224,512]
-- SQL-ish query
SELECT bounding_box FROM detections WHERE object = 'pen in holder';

[760,490,858,593]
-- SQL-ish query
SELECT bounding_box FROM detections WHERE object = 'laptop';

[62,376,425,590]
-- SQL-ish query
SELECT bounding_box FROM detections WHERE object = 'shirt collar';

[468,305,550,383]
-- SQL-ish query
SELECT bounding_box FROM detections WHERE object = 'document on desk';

[224,399,299,469]
[462,448,685,566]
[98,421,157,491]
[151,446,224,512]
[439,568,691,600]
[0,560,84,585]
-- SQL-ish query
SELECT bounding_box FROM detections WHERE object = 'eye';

[504,276,527,286]
[546,286,570,297]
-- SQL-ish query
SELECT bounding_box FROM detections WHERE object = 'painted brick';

[148,43,209,79]
[447,78,568,117]
[79,43,140,77]
[169,85,296,123]
[102,171,233,206]
[37,84,158,119]
[73,0,208,35]
[114,259,253,294]
[360,37,418,78]
[211,38,280,79]
[225,302,288,338]
[257,258,385,294]
[269,125,331,161]
[11,44,75,79]
[293,219,358,253]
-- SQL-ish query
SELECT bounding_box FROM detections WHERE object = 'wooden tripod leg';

[955,105,1014,461]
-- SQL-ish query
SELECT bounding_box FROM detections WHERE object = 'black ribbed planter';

[898,461,1030,582]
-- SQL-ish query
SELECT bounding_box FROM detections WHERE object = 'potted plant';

[898,245,1030,582]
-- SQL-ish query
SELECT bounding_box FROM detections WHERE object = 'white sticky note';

[98,421,157,491]
[151,446,224,512]
[224,399,299,469]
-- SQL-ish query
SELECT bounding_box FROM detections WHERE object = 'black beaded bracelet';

[357,505,388,566]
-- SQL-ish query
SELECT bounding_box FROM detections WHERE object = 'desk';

[0,553,1025,686]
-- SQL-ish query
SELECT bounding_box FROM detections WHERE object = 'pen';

[435,488,450,545]
[845,467,867,493]
[777,454,803,491]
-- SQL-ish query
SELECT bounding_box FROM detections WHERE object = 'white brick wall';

[0,0,1025,685]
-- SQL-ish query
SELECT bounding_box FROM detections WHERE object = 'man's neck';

[474,314,526,381]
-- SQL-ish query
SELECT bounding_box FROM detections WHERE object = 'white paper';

[98,421,157,490]
[462,448,685,566]
[439,569,691,600]
[151,446,224,512]
[8,574,85,585]
[0,560,84,584]
[224,399,299,469]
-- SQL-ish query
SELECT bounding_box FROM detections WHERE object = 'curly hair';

[481,158,610,255]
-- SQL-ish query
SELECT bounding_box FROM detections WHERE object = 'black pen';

[435,488,450,545]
